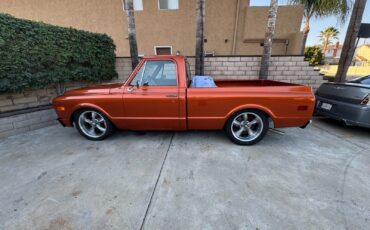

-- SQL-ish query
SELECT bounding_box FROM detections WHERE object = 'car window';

[350,75,370,85]
[129,63,145,86]
[360,77,370,85]
[130,60,177,86]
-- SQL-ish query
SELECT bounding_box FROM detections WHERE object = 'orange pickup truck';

[53,55,315,145]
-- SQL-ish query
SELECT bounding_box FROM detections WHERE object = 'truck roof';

[142,55,185,61]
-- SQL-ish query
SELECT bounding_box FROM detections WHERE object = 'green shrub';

[304,46,324,66]
[0,13,117,93]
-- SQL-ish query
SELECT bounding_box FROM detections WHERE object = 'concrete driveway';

[0,117,369,230]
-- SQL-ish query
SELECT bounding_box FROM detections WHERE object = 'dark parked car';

[315,75,370,128]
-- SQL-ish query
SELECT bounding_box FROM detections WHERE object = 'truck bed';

[186,80,314,130]
[214,80,299,87]
[189,79,299,88]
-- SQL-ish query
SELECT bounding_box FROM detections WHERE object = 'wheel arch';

[223,104,276,129]
[70,103,113,126]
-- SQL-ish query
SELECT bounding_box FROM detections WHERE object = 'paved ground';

[0,117,369,230]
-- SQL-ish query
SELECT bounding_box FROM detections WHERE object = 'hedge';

[304,46,324,66]
[0,14,117,93]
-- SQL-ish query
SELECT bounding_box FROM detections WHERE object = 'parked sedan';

[315,75,370,128]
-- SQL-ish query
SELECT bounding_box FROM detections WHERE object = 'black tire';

[74,109,114,141]
[225,109,269,145]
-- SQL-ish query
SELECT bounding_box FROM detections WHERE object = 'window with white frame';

[123,0,143,11]
[158,0,179,10]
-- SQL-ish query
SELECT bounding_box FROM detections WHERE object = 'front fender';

[69,103,113,126]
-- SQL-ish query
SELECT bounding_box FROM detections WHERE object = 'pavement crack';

[139,133,174,230]
[338,148,366,230]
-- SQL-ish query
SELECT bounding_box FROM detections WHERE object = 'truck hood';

[63,83,123,96]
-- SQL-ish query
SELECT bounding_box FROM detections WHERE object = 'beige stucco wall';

[0,0,303,56]
[239,5,304,55]
[0,0,130,56]
[355,45,370,61]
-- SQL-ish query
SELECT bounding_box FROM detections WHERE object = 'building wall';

[355,45,370,62]
[0,0,129,56]
[0,0,304,56]
[240,5,304,55]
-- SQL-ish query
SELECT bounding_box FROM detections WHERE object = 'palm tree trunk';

[259,0,278,80]
[323,40,328,54]
[300,16,310,55]
[195,0,205,76]
[125,0,139,70]
[334,0,367,83]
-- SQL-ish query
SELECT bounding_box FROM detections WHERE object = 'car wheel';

[225,109,269,145]
[74,109,114,141]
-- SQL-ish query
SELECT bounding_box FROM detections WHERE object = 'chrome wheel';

[231,112,264,142]
[78,111,107,139]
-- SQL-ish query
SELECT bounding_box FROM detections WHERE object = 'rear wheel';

[225,110,269,145]
[74,109,114,141]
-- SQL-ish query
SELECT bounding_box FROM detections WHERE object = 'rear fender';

[224,104,278,126]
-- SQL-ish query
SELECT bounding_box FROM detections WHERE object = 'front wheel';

[225,110,269,145]
[74,109,114,141]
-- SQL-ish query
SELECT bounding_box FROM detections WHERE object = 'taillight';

[361,94,370,105]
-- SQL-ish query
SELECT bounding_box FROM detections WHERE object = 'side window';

[185,59,192,84]
[158,0,179,10]
[123,0,143,11]
[129,63,145,86]
[130,61,177,86]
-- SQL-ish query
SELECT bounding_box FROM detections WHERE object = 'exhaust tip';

[300,120,312,129]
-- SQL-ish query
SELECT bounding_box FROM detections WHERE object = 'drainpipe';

[232,0,241,55]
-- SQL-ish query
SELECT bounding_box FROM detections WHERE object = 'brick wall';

[0,56,323,138]
[186,56,324,90]
[115,58,133,82]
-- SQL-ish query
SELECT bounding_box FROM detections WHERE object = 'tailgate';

[316,83,370,104]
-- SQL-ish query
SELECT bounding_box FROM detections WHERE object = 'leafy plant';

[304,46,324,66]
[319,26,339,53]
[288,0,350,54]
[0,13,117,93]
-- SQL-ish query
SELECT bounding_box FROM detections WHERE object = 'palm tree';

[259,0,278,80]
[319,27,339,54]
[288,0,350,54]
[124,0,139,70]
[335,0,367,83]
[195,0,205,76]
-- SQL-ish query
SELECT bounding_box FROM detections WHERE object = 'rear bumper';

[315,95,370,128]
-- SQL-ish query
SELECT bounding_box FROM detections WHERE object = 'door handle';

[166,94,177,97]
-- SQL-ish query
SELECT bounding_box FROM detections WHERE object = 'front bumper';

[315,95,370,128]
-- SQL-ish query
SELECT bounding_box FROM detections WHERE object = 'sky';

[250,0,370,46]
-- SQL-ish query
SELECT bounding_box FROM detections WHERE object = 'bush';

[0,14,117,93]
[304,46,324,66]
